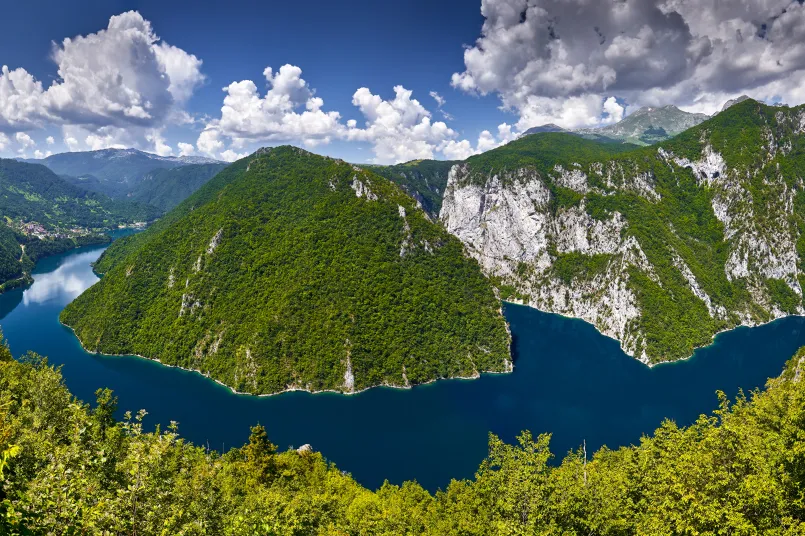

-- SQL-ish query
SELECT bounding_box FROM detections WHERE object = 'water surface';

[1,243,803,491]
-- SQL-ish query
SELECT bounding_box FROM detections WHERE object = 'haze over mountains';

[23,149,224,201]
[524,105,712,146]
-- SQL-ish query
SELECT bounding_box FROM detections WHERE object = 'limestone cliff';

[441,100,805,364]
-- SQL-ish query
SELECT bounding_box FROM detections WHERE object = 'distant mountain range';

[23,149,223,200]
[524,103,720,146]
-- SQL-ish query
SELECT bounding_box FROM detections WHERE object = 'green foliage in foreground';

[0,159,159,229]
[2,338,805,534]
[62,147,510,394]
[365,159,457,218]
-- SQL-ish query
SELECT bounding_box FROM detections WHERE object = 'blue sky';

[2,0,805,163]
[0,0,513,163]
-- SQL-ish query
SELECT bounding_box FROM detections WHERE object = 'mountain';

[522,124,568,136]
[0,159,159,229]
[26,149,222,199]
[576,105,709,145]
[440,99,805,365]
[127,163,228,213]
[61,146,511,395]
[364,159,456,218]
[722,94,751,112]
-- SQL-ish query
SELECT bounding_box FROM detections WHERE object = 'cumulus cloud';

[146,130,173,156]
[207,65,342,149]
[453,0,805,128]
[199,65,502,164]
[0,11,204,153]
[344,85,460,163]
[177,142,195,157]
[0,133,8,152]
[46,136,55,145]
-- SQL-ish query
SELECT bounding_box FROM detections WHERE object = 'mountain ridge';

[61,146,511,395]
[440,99,805,365]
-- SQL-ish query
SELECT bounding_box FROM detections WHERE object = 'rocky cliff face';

[441,101,805,365]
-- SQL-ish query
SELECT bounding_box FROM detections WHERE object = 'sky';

[1,0,805,164]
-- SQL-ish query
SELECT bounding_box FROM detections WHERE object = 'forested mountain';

[26,148,222,199]
[2,335,804,534]
[0,159,159,229]
[127,163,228,213]
[441,99,805,365]
[365,159,456,218]
[61,146,510,395]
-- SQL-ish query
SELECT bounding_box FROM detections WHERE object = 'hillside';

[441,100,805,365]
[28,148,222,199]
[365,159,456,218]
[127,163,228,213]
[2,336,805,533]
[0,159,159,229]
[61,146,511,395]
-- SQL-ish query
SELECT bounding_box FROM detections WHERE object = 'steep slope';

[127,163,228,213]
[577,105,709,145]
[441,100,805,365]
[0,159,159,229]
[28,148,222,198]
[365,159,456,218]
[61,146,510,395]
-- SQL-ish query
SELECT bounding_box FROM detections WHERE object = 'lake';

[1,241,804,492]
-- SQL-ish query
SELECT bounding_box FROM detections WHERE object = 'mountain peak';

[522,124,567,136]
[721,95,752,112]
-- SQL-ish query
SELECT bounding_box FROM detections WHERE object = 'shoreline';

[501,299,799,369]
[59,320,514,398]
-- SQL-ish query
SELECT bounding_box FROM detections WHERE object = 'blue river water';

[1,241,803,491]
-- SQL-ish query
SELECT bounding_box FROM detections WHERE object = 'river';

[1,241,803,491]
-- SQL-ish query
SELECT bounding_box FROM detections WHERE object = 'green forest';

[365,159,456,218]
[61,147,511,394]
[1,335,804,534]
[0,159,159,230]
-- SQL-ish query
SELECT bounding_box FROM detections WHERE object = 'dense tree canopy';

[62,147,511,394]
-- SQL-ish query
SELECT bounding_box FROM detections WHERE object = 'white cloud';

[344,85,459,163]
[0,11,204,154]
[177,142,195,156]
[429,91,446,107]
[453,0,805,128]
[46,136,55,145]
[0,66,46,132]
[215,65,342,144]
[220,149,248,162]
[146,129,173,156]
[0,133,9,152]
[14,132,36,157]
[33,150,52,159]
[201,66,486,164]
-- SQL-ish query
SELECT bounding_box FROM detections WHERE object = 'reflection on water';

[23,250,100,306]
[1,242,804,492]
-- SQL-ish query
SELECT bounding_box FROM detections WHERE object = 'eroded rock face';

[441,111,805,364]
[441,164,650,361]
